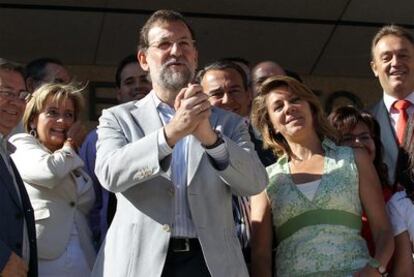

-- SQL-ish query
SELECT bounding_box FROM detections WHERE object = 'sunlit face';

[371,35,414,99]
[266,86,313,140]
[34,96,75,152]
[340,122,376,162]
[117,62,152,103]
[0,69,27,136]
[201,68,251,117]
[138,20,198,92]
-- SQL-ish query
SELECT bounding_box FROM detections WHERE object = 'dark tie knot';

[393,99,411,112]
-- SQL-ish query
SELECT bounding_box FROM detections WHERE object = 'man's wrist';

[202,130,224,149]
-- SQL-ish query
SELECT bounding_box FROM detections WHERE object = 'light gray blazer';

[91,92,268,277]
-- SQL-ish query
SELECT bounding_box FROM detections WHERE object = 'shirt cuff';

[205,139,229,168]
[158,128,173,160]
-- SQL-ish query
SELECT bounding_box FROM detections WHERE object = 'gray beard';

[159,65,193,92]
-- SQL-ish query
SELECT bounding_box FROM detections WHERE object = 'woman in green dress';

[250,76,393,277]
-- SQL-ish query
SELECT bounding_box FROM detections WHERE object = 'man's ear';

[370,60,379,77]
[137,51,149,71]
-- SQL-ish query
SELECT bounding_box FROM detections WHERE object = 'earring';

[29,128,37,138]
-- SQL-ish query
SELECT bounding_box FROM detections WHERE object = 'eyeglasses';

[0,89,32,103]
[148,38,195,51]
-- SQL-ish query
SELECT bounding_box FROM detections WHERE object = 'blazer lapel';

[131,93,163,136]
[0,156,22,208]
[187,110,219,185]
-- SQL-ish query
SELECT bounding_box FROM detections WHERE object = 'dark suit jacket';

[249,125,277,167]
[370,100,399,186]
[0,156,37,277]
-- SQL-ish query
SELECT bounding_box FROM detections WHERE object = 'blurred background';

[1,0,413,124]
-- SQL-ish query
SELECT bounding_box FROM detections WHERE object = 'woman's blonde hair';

[251,75,337,157]
[23,82,85,133]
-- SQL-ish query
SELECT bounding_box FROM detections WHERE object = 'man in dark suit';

[369,25,414,186]
[198,60,276,271]
[198,60,276,166]
[0,59,37,277]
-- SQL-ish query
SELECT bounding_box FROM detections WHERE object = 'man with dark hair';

[197,60,251,117]
[220,57,252,87]
[25,57,71,93]
[369,25,414,186]
[80,55,152,250]
[115,54,152,103]
[0,58,37,277]
[199,60,276,166]
[91,9,267,277]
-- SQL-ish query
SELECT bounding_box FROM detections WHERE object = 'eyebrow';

[155,35,190,42]
[207,88,223,94]
[228,84,243,90]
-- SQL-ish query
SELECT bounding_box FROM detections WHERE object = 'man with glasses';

[10,57,70,136]
[0,58,37,277]
[92,10,267,277]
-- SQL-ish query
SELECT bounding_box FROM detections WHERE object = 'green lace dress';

[267,139,371,276]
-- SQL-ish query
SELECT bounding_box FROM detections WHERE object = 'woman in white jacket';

[10,83,95,277]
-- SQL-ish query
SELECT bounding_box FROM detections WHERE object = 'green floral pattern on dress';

[267,139,370,276]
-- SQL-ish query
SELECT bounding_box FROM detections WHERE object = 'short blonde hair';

[251,75,337,157]
[23,82,85,133]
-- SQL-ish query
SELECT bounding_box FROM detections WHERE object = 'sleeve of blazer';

[95,108,167,193]
[0,240,11,273]
[10,134,84,189]
[213,117,268,196]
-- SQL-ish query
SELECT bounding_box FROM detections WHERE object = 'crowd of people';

[1,8,414,277]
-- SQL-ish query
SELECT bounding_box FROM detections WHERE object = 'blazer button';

[168,187,175,196]
[15,212,23,219]
[162,224,171,232]
[15,242,21,249]
[69,201,75,207]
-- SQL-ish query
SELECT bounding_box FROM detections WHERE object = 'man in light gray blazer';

[92,10,268,277]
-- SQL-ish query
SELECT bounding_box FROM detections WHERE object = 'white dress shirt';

[383,91,414,131]
[386,190,414,250]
